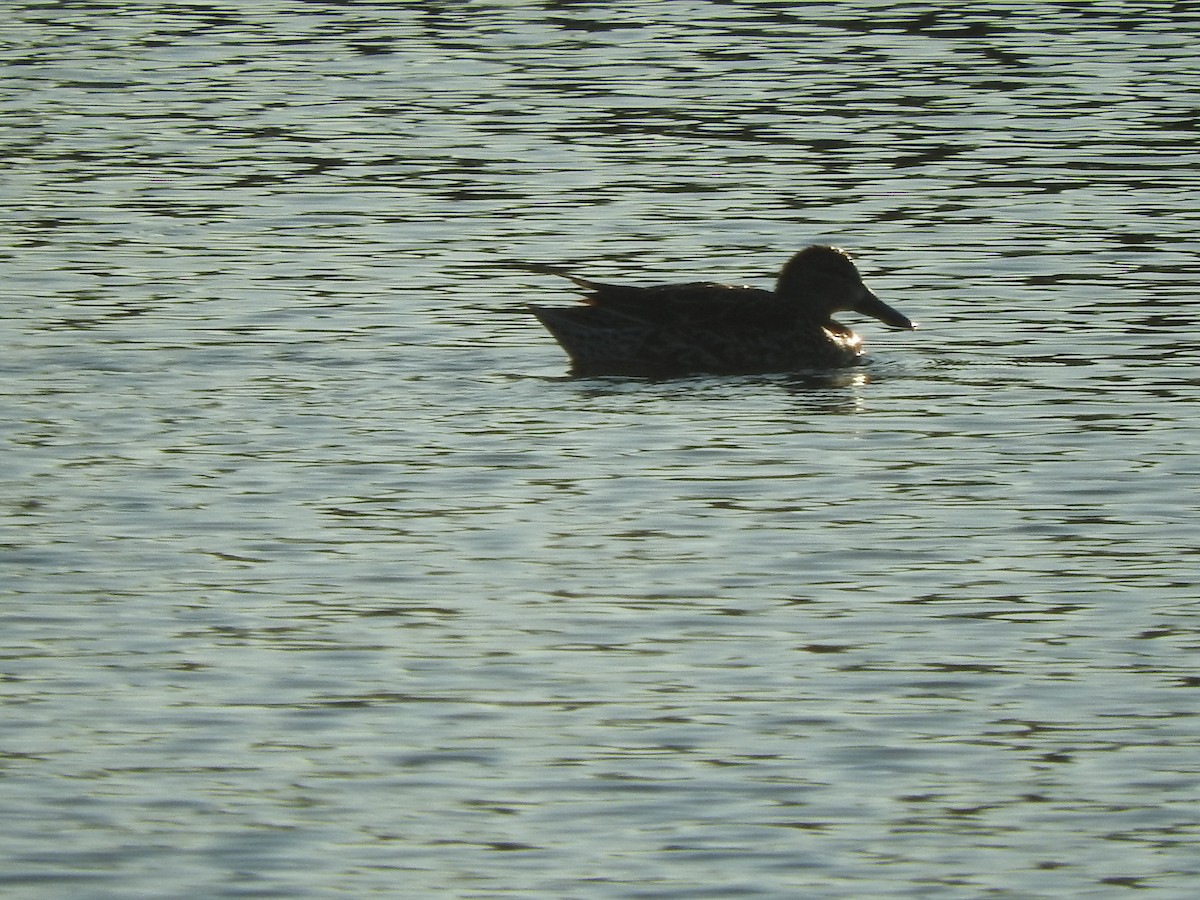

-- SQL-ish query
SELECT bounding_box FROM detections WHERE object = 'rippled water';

[4,2,1200,897]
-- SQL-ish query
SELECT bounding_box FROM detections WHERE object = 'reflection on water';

[3,1,1200,897]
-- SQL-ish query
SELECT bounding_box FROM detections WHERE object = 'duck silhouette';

[525,245,914,376]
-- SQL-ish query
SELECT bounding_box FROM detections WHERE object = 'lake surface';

[3,1,1200,897]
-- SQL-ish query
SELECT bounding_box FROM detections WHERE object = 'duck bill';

[855,289,914,330]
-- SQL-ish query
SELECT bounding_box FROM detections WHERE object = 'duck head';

[776,245,914,330]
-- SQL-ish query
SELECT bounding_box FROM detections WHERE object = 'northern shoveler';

[525,246,914,376]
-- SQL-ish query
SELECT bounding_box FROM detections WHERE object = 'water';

[3,1,1199,897]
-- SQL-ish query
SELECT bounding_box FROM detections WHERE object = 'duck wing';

[592,282,792,330]
[518,264,789,329]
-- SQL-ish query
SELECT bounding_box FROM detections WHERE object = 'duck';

[524,245,915,376]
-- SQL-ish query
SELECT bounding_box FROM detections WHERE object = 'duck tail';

[529,304,650,369]
[511,262,603,291]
